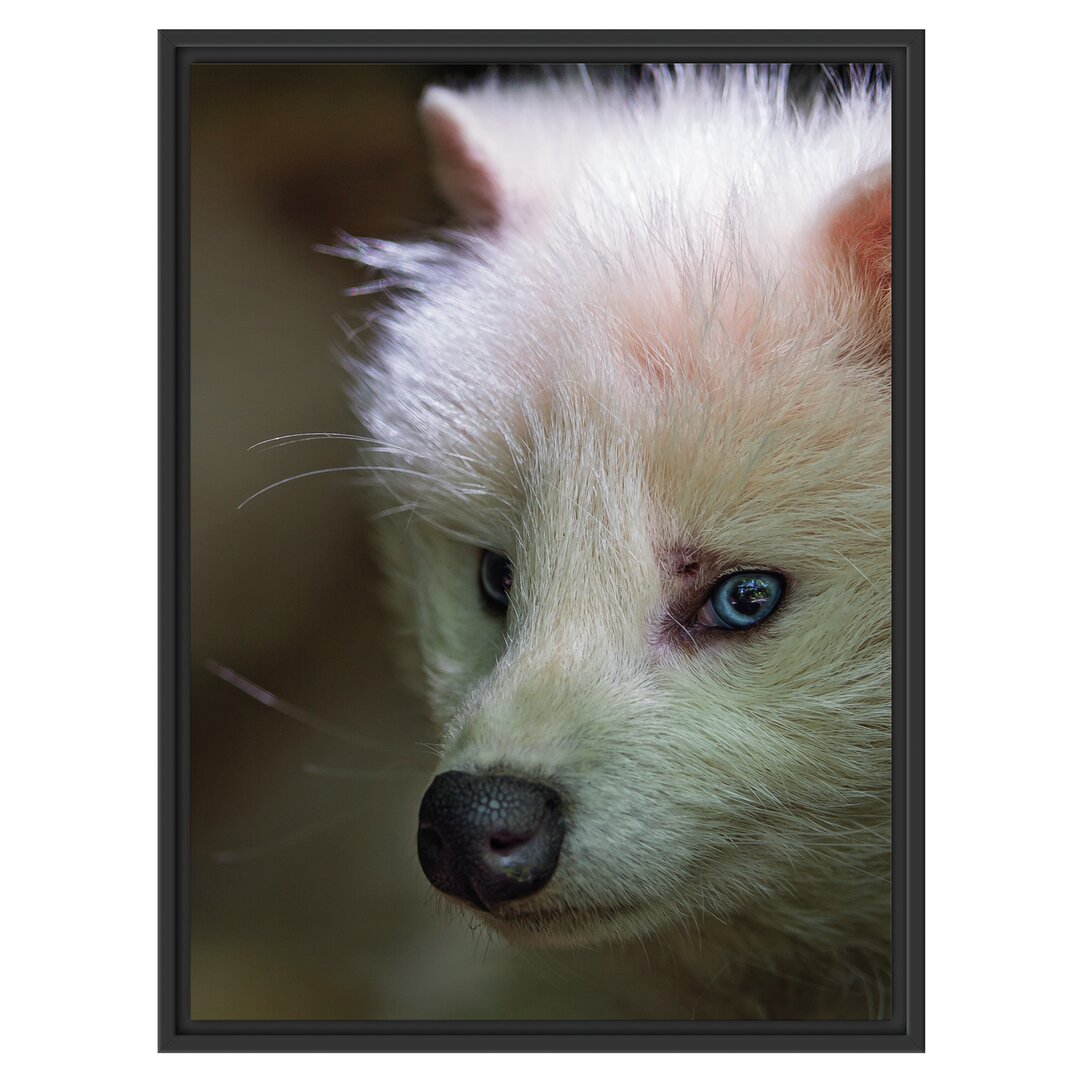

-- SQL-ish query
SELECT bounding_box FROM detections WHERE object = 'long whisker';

[204,659,389,752]
[236,465,370,509]
[237,464,465,510]
[247,432,377,452]
[212,805,368,864]
[248,432,491,475]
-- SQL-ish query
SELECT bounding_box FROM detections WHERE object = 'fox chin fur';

[338,66,893,1019]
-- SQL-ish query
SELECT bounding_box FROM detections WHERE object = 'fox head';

[345,68,892,956]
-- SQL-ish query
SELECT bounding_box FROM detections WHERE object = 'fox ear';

[813,163,891,363]
[823,163,892,307]
[419,86,507,227]
[420,84,582,228]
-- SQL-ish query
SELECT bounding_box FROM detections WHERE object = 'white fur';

[341,66,892,1019]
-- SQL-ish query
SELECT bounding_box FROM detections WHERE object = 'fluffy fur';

[340,66,892,1019]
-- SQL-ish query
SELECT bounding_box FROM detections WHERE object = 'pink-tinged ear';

[817,163,891,363]
[419,87,504,227]
[824,163,892,303]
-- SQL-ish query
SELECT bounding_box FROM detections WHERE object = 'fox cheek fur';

[344,67,892,1015]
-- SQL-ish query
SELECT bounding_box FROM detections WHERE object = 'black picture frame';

[160,28,924,1053]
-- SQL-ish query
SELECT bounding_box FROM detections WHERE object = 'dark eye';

[479,550,513,612]
[697,571,784,630]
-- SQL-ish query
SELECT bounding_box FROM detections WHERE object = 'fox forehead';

[364,332,887,563]
[360,234,887,546]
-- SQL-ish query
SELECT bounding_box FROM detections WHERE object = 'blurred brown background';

[189,63,640,1021]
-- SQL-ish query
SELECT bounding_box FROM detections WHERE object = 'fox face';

[344,68,892,970]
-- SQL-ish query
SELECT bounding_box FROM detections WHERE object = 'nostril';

[488,830,532,853]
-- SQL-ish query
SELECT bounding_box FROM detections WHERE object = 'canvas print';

[190,62,892,1021]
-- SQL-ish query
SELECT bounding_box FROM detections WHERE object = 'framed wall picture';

[160,28,924,1052]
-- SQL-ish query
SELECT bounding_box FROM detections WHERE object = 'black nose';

[417,771,564,910]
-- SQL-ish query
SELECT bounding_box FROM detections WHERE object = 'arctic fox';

[341,66,892,1019]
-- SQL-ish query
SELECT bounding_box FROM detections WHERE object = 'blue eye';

[699,571,784,630]
[479,550,513,612]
